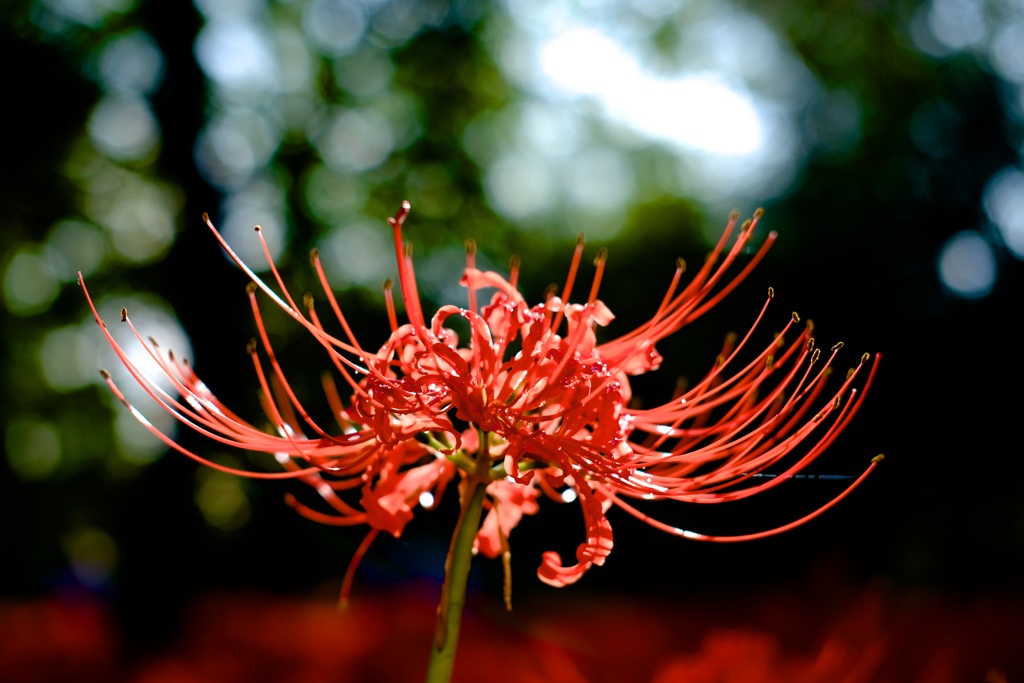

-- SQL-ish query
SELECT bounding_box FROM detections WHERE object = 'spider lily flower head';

[80,201,880,598]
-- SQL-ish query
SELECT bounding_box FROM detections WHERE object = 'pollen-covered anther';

[465,238,477,256]
[310,248,319,265]
[832,341,844,351]
[594,247,608,266]
[753,207,765,219]
[120,307,128,323]
[806,337,816,351]
[872,454,886,463]
[246,281,258,295]
[99,368,111,379]
[254,225,262,232]
[246,337,258,355]
[860,352,870,364]
[791,311,801,323]
[810,348,821,364]
[303,293,314,310]
[767,286,774,299]
[846,368,856,380]
[676,257,686,272]
[766,354,774,370]
[148,336,159,347]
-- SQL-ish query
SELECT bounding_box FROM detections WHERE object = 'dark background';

[2,0,1023,679]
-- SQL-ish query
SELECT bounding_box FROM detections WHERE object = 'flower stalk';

[427,474,488,683]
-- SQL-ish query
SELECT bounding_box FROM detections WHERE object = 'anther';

[404,242,414,258]
[383,278,394,292]
[766,354,774,370]
[246,282,258,295]
[767,286,774,299]
[832,341,844,351]
[791,311,800,323]
[594,247,608,266]
[246,338,258,354]
[740,219,753,232]
[509,255,521,271]
[676,257,686,272]
[860,352,870,364]
[729,208,740,220]
[148,336,158,347]
[576,232,585,247]
[871,454,885,463]
[465,238,477,256]
[201,212,210,222]
[753,207,765,220]
[99,369,111,379]
[833,395,842,409]
[120,308,127,323]
[846,368,856,380]
[310,248,320,265]
[254,225,261,232]
[303,293,314,310]
[810,348,821,364]
[806,337,815,351]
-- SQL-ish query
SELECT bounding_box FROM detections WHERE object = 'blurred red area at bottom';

[2,582,1021,683]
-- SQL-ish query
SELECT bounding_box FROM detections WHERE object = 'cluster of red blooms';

[81,201,880,602]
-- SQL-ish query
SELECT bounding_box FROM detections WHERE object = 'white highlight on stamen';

[656,424,674,435]
[419,491,435,508]
[317,482,334,497]
[561,488,578,503]
[677,528,702,539]
[274,452,290,465]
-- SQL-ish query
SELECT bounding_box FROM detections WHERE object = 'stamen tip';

[99,368,111,379]
[729,208,740,220]
[120,307,127,323]
[871,454,885,464]
[860,352,871,364]
[254,225,261,232]
[310,248,320,265]
[465,238,477,256]
[201,212,210,223]
[576,232,585,247]
[303,292,314,309]
[594,247,608,266]
[791,311,800,323]
[676,257,686,272]
[832,341,844,351]
[753,207,765,219]
[246,281,258,295]
[383,278,393,291]
[246,337,258,354]
[767,286,774,299]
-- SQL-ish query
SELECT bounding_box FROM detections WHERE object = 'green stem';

[425,477,488,683]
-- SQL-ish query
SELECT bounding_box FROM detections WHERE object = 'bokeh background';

[3,0,1024,681]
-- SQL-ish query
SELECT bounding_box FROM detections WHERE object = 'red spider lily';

[80,201,880,600]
